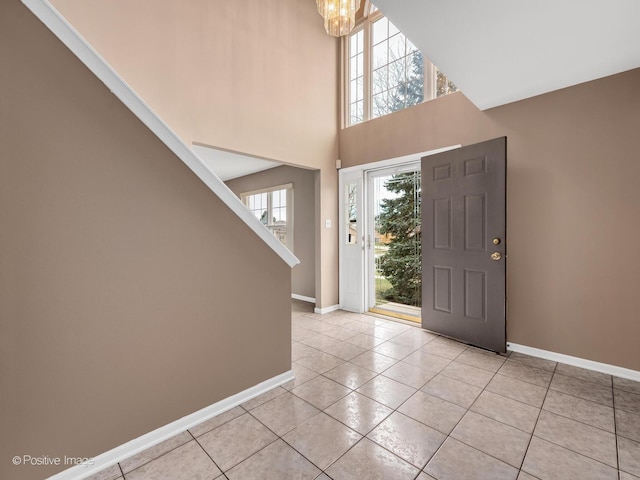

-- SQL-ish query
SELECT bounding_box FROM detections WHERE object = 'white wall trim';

[292,294,316,303]
[508,343,640,382]
[20,0,299,269]
[314,304,341,314]
[339,145,461,174]
[46,370,294,480]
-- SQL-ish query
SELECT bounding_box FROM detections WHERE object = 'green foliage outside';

[376,172,422,306]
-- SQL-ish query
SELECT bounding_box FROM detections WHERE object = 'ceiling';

[372,0,640,110]
[192,144,282,182]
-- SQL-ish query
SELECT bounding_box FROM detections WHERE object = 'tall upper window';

[242,184,293,251]
[345,4,458,127]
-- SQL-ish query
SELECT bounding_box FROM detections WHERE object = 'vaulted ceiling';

[373,0,640,110]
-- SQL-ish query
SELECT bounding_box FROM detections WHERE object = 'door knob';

[491,252,502,261]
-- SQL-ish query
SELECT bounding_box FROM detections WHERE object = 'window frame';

[342,5,453,128]
[241,183,294,252]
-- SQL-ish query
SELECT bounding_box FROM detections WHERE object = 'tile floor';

[88,302,640,480]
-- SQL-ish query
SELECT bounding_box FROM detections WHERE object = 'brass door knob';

[491,252,502,261]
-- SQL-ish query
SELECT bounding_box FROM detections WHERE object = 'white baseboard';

[292,294,315,304]
[508,343,640,382]
[314,304,340,314]
[47,370,294,480]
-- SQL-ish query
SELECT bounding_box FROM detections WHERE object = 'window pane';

[372,17,388,45]
[388,33,405,60]
[346,182,357,244]
[350,100,364,125]
[350,31,359,53]
[388,58,405,89]
[388,19,400,37]
[350,56,358,79]
[372,40,387,69]
[372,66,387,94]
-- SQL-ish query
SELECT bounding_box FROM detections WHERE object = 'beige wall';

[340,69,640,371]
[0,3,291,479]
[52,0,341,308]
[226,166,317,300]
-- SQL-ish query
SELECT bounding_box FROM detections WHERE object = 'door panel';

[422,137,506,353]
[340,170,364,312]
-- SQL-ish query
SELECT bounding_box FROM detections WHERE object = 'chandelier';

[316,0,362,37]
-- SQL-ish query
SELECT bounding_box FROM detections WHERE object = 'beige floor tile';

[487,374,548,408]
[125,441,221,480]
[381,361,438,388]
[197,413,277,471]
[85,464,122,480]
[320,326,360,342]
[225,439,321,480]
[367,412,445,468]
[615,388,640,415]
[323,362,378,389]
[522,436,617,480]
[291,375,351,410]
[421,374,482,409]
[356,375,416,409]
[248,392,320,436]
[617,408,640,442]
[555,363,612,386]
[549,373,613,407]
[282,363,319,391]
[619,436,640,477]
[620,472,640,480]
[424,437,518,480]
[350,351,398,373]
[319,339,368,361]
[389,329,437,348]
[498,360,553,387]
[517,472,539,480]
[402,349,452,372]
[470,390,540,433]
[542,389,614,432]
[508,352,557,371]
[416,473,438,480]
[119,431,191,473]
[455,348,506,373]
[372,340,418,360]
[297,333,339,351]
[344,333,386,348]
[420,338,467,360]
[294,351,345,374]
[282,412,361,470]
[325,438,420,480]
[614,377,640,395]
[190,406,247,437]
[533,410,617,467]
[324,391,393,435]
[440,360,495,388]
[452,411,531,468]
[368,325,401,340]
[241,387,288,411]
[398,391,466,434]
[291,342,321,362]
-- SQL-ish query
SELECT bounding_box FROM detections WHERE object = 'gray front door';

[421,137,506,352]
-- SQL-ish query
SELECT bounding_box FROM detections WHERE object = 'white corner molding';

[508,343,640,382]
[20,0,299,269]
[314,304,340,314]
[46,370,294,480]
[292,294,316,303]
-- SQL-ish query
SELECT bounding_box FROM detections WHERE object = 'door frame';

[339,145,460,312]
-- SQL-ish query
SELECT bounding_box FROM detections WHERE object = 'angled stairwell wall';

[0,2,293,479]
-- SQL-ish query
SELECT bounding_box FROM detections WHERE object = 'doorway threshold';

[369,302,421,323]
